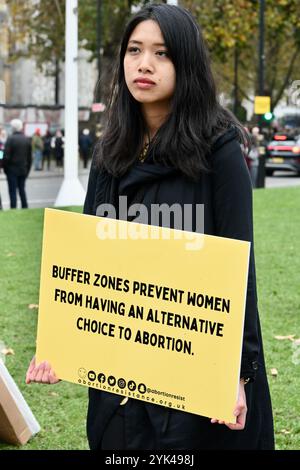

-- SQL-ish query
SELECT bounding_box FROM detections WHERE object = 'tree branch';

[54,0,64,24]
[273,45,300,108]
[220,73,254,103]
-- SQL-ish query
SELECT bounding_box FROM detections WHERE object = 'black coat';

[3,131,32,177]
[83,127,274,450]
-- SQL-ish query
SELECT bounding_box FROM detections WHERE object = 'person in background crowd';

[54,129,64,168]
[3,119,32,209]
[32,128,44,171]
[247,127,260,187]
[0,127,7,153]
[0,127,7,210]
[42,130,52,171]
[79,128,93,169]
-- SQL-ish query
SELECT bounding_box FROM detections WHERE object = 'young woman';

[26,3,274,450]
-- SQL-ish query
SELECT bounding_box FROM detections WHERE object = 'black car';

[265,133,300,175]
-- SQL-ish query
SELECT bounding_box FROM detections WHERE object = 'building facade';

[0,0,98,132]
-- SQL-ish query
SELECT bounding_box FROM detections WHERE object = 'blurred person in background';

[54,129,64,168]
[32,128,44,171]
[0,127,8,209]
[79,128,93,169]
[42,130,52,171]
[248,127,260,187]
[2,119,32,209]
[0,126,7,154]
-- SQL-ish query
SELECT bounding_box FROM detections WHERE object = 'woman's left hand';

[210,379,247,430]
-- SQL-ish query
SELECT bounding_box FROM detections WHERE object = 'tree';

[182,0,259,115]
[7,0,300,113]
[6,0,65,104]
[182,0,300,115]
[264,0,300,109]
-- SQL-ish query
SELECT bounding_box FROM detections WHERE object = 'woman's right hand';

[25,355,60,384]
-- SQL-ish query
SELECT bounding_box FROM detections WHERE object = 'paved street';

[0,164,299,211]
[264,171,300,188]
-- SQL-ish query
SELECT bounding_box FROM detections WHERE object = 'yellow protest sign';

[36,209,250,422]
[254,96,271,114]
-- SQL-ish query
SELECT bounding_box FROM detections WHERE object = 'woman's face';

[124,20,176,108]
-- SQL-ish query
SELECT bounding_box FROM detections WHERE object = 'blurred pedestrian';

[79,128,93,168]
[42,130,52,171]
[3,119,32,209]
[0,126,7,153]
[32,128,44,171]
[247,127,260,187]
[0,127,7,209]
[54,130,64,167]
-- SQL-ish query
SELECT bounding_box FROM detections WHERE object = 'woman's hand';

[25,355,60,385]
[210,379,248,430]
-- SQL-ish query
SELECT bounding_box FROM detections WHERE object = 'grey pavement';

[264,171,300,188]
[0,163,299,211]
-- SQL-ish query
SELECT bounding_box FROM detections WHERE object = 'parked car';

[278,113,300,130]
[265,132,300,175]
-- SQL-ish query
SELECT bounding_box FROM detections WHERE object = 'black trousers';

[81,150,89,169]
[6,172,28,208]
[89,390,274,450]
[42,151,51,170]
[101,406,126,450]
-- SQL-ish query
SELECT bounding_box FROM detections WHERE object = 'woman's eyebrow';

[128,39,166,47]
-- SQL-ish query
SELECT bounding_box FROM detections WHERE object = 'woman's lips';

[134,81,156,89]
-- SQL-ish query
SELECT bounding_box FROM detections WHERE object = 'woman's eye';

[127,47,168,57]
[157,51,168,57]
[128,47,140,53]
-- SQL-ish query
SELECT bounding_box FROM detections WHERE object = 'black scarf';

[92,126,238,219]
[93,158,178,221]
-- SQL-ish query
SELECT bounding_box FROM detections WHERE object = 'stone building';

[0,0,98,134]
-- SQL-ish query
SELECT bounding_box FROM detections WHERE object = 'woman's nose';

[138,52,154,73]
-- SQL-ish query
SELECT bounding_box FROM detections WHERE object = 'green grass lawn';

[0,188,299,450]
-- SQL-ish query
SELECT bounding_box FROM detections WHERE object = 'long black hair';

[97,3,249,180]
